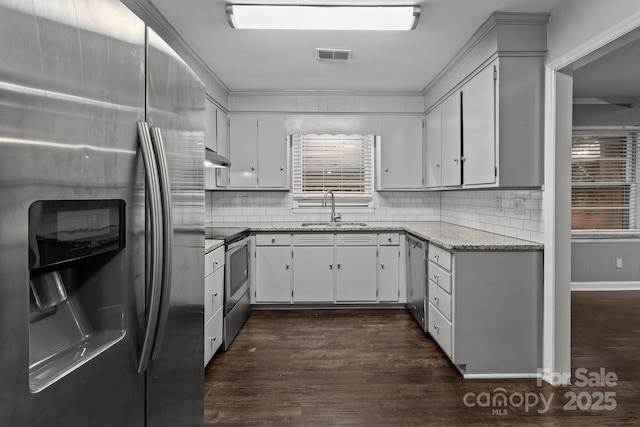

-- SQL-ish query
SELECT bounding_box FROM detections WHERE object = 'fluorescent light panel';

[226,5,420,31]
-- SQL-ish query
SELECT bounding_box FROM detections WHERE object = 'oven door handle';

[227,237,249,252]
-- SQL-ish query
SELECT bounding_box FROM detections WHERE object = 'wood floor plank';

[205,292,640,426]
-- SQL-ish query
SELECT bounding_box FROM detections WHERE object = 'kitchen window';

[571,130,640,233]
[292,134,374,207]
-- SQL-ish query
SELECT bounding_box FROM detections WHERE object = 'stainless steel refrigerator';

[0,0,205,425]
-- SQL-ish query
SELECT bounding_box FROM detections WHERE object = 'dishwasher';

[406,235,428,331]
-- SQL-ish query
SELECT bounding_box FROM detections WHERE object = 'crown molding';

[121,0,230,95]
[422,12,550,96]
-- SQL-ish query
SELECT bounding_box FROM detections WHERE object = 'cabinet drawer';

[336,233,377,246]
[205,247,225,277]
[378,233,400,246]
[429,244,452,271]
[204,308,223,366]
[428,303,453,358]
[429,261,452,293]
[255,233,292,246]
[205,268,224,321]
[428,281,452,321]
[293,233,335,246]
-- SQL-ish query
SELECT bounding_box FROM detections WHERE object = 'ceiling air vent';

[316,48,352,61]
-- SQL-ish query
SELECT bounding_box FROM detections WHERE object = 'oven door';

[224,237,249,314]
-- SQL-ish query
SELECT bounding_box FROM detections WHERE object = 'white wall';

[546,0,640,68]
[543,0,640,385]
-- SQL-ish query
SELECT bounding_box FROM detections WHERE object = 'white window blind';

[571,131,639,231]
[292,134,374,205]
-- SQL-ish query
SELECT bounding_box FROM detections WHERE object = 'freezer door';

[145,28,205,427]
[0,0,146,425]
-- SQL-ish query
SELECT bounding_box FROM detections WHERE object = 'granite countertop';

[204,221,543,251]
[205,239,224,254]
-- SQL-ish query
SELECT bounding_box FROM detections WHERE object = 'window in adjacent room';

[292,134,374,207]
[571,130,639,233]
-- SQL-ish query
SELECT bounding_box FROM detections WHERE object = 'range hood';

[205,147,231,168]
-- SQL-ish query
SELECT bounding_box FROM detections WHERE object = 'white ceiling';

[573,34,640,100]
[149,0,568,93]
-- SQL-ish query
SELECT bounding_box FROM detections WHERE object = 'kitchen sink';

[301,222,368,227]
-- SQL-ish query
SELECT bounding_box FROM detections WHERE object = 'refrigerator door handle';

[149,126,173,360]
[136,121,164,373]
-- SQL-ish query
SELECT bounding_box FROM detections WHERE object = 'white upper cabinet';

[461,61,497,187]
[422,12,547,190]
[205,99,229,190]
[229,116,258,188]
[228,115,288,190]
[257,116,288,188]
[377,116,424,190]
[440,93,462,187]
[424,106,442,189]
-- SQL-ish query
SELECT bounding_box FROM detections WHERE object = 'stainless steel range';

[206,227,251,350]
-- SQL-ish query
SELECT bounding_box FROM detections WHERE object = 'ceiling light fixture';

[225,4,420,31]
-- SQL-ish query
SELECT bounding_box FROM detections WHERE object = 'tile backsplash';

[207,191,440,223]
[440,189,544,243]
[206,188,544,243]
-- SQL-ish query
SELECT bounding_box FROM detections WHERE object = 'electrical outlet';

[513,198,526,215]
[616,258,623,269]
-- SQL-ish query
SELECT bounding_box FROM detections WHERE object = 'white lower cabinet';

[252,232,401,305]
[377,237,400,302]
[204,247,225,366]
[292,246,334,302]
[336,246,377,302]
[426,243,544,376]
[255,246,292,303]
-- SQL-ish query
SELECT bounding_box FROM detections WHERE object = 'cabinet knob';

[433,274,439,282]
[280,166,284,171]
[388,237,392,243]
[454,158,459,164]
[285,264,290,270]
[436,164,441,168]
[214,292,218,297]
[337,263,341,269]
[272,238,276,243]
[461,156,466,163]
[434,295,440,304]
[329,264,333,270]
[211,337,217,343]
[384,167,389,172]
[380,263,385,269]
[251,166,255,171]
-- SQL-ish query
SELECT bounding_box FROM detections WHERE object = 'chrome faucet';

[322,190,341,223]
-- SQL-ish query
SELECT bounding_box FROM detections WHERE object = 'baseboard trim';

[571,281,640,291]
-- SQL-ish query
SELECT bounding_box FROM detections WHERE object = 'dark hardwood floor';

[204,292,640,426]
